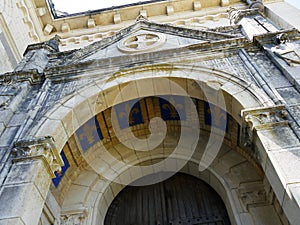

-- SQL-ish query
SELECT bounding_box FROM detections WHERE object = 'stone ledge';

[12,136,64,178]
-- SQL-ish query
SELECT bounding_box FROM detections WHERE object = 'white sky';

[52,0,300,14]
[52,0,154,13]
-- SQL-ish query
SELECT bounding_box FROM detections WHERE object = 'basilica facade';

[0,0,300,225]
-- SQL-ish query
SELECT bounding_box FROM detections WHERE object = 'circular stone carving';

[118,31,166,53]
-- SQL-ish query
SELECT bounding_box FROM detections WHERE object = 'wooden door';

[104,173,231,225]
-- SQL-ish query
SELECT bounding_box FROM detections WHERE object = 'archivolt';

[30,64,273,151]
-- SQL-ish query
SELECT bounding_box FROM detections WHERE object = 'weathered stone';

[0,1,300,225]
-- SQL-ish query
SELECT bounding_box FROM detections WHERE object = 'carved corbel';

[60,209,88,225]
[12,136,64,178]
[238,182,268,210]
[228,8,240,25]
[241,105,289,147]
[227,7,259,25]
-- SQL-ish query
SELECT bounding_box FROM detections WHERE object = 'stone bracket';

[12,136,64,178]
[238,181,269,210]
[242,105,289,131]
[60,208,88,225]
[241,105,289,148]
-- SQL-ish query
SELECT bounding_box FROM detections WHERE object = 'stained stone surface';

[277,87,300,105]
[0,3,300,225]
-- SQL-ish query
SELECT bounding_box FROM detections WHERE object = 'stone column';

[0,136,63,225]
[242,105,300,225]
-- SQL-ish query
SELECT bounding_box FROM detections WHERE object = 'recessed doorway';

[104,173,231,225]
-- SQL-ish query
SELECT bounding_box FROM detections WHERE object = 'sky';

[286,0,300,9]
[52,0,300,14]
[52,0,154,13]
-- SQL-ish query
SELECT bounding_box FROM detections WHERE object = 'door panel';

[104,173,231,225]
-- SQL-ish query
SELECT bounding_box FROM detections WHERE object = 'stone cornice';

[43,37,248,83]
[0,70,45,84]
[0,35,248,84]
[0,29,248,84]
[253,29,299,45]
[12,136,64,178]
[29,0,247,42]
[46,20,246,66]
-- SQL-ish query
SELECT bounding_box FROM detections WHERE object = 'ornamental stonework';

[12,136,64,178]
[118,31,166,53]
[243,105,289,131]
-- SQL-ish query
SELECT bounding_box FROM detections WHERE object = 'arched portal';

[104,173,231,225]
[27,65,290,225]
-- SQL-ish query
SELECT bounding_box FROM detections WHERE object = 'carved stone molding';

[118,30,166,53]
[12,136,64,178]
[238,181,268,210]
[228,7,259,25]
[242,105,289,131]
[16,0,39,41]
[60,209,88,225]
[241,105,289,148]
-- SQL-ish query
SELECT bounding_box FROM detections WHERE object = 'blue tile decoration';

[75,116,103,152]
[204,102,228,132]
[159,95,186,121]
[52,151,69,188]
[114,99,144,129]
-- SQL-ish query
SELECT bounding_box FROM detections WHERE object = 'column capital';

[60,208,88,225]
[12,136,64,178]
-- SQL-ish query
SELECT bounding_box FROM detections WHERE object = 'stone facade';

[0,0,300,225]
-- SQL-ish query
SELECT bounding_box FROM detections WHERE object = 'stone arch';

[59,142,279,225]
[28,65,291,225]
[30,64,272,150]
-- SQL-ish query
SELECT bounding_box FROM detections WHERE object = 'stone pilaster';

[0,136,63,225]
[242,105,300,225]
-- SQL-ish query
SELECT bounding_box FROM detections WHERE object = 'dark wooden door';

[104,173,231,225]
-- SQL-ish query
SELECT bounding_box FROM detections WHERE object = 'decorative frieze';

[12,136,64,178]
